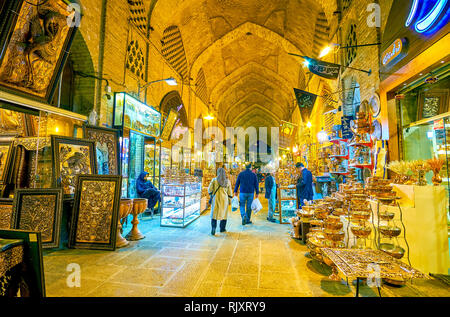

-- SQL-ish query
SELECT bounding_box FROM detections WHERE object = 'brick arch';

[69,31,96,116]
[159,90,188,127]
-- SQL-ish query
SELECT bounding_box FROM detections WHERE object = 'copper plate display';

[69,175,122,251]
[321,248,427,280]
[51,136,97,196]
[11,189,63,248]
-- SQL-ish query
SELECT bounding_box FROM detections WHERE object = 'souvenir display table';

[321,248,428,297]
[372,184,449,275]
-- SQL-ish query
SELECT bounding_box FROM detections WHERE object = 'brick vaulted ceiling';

[147,0,330,128]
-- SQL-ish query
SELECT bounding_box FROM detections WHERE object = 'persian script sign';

[294,88,318,122]
[382,38,408,67]
[307,59,340,80]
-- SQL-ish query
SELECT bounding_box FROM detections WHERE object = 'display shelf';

[349,163,374,169]
[330,171,350,176]
[348,141,373,147]
[161,181,202,228]
[329,154,349,159]
[277,186,298,224]
[330,138,349,144]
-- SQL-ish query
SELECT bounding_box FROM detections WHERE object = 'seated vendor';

[136,171,161,213]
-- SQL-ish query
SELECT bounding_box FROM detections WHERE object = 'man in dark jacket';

[234,164,259,225]
[264,171,277,222]
[295,162,313,208]
[136,171,161,211]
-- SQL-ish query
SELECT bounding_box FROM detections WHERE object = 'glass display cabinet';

[113,92,162,197]
[161,181,202,227]
[277,186,297,224]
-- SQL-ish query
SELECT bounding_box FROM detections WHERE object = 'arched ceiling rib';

[148,0,327,128]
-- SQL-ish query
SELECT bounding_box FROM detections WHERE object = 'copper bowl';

[326,215,341,223]
[379,243,405,259]
[324,230,345,242]
[351,210,371,220]
[379,211,395,221]
[310,219,323,227]
[325,221,343,231]
[379,226,402,237]
[351,225,372,237]
[333,208,346,216]
[315,209,329,220]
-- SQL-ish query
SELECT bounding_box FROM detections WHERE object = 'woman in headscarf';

[136,171,161,211]
[208,167,233,235]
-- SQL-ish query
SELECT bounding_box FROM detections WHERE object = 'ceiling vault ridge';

[189,21,304,82]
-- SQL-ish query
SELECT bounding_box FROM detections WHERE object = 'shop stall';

[112,92,162,198]
[160,168,202,228]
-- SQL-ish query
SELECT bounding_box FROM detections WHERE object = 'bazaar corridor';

[42,200,450,298]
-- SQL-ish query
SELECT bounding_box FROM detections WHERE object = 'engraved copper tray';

[321,248,427,280]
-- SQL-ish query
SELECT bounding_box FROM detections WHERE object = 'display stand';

[277,186,297,224]
[371,184,450,275]
[161,182,202,228]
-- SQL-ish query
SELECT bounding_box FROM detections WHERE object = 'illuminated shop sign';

[382,38,408,66]
[405,0,449,34]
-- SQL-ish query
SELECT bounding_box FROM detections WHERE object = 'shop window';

[126,40,145,81]
[161,25,189,81]
[398,76,450,126]
[343,24,357,67]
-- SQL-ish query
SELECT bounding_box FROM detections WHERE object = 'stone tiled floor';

[43,201,450,297]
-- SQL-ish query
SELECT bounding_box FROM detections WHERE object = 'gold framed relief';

[0,199,13,229]
[11,189,63,249]
[0,0,80,102]
[51,136,97,197]
[82,124,120,176]
[68,175,122,251]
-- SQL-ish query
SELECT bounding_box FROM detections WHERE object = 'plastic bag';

[251,198,263,214]
[231,196,239,212]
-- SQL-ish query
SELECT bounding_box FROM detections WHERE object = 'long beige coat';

[208,178,233,220]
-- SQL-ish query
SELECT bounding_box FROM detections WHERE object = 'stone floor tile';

[223,273,258,289]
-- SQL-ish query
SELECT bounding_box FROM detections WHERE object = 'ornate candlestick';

[117,198,133,248]
[126,198,147,241]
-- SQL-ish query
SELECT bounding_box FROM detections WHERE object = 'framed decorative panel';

[0,199,13,229]
[51,136,97,197]
[0,139,15,185]
[82,124,120,175]
[11,189,63,249]
[68,175,122,250]
[0,0,79,102]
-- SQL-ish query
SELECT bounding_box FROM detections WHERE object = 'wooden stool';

[117,199,133,248]
[126,198,147,241]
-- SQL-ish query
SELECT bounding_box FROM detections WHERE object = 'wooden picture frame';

[0,229,46,297]
[417,90,449,121]
[82,124,120,176]
[51,135,97,197]
[11,188,63,249]
[68,175,122,251]
[0,0,79,103]
[0,198,13,229]
[0,139,15,185]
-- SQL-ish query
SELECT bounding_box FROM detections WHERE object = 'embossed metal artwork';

[75,180,116,243]
[17,195,56,243]
[11,189,62,248]
[69,175,121,250]
[84,126,119,175]
[0,204,13,229]
[58,144,92,195]
[0,0,73,99]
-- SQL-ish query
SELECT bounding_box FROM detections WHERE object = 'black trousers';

[211,219,227,231]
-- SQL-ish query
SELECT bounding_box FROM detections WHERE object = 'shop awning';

[0,90,87,121]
